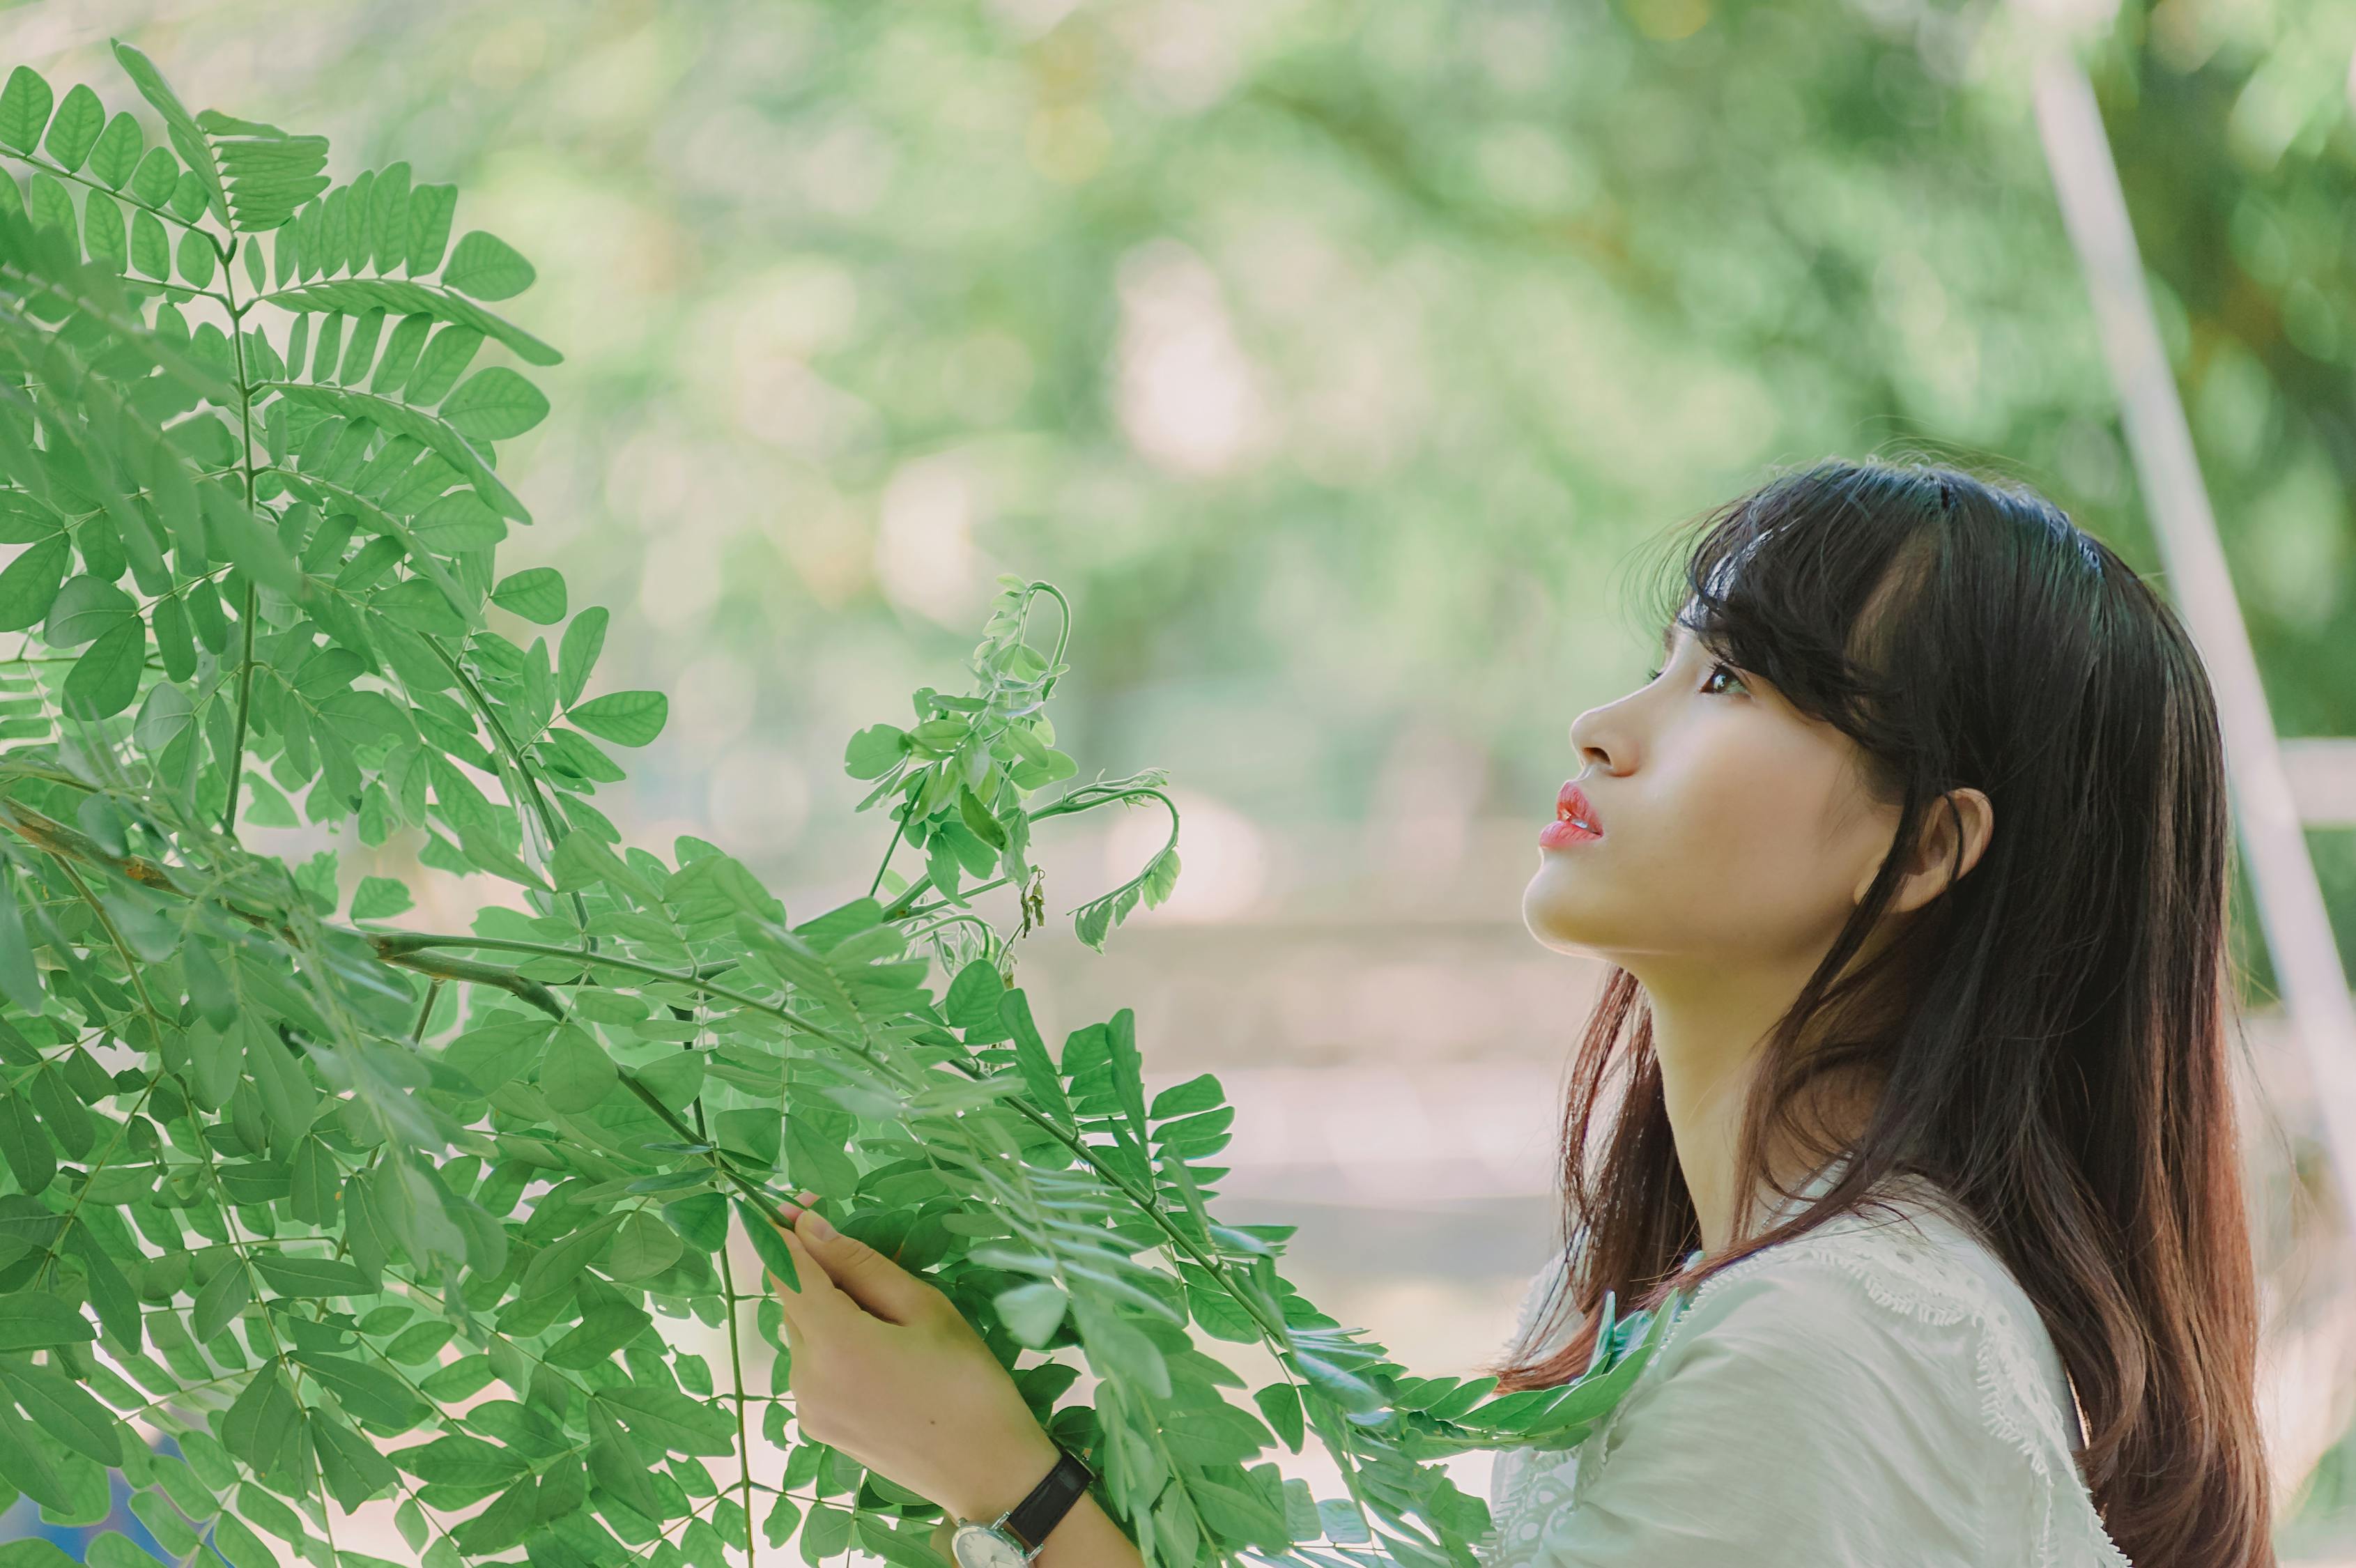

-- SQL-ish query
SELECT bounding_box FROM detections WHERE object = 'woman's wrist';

[945,1427,1068,1525]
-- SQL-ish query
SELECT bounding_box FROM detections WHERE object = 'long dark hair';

[1484,456,2272,1567]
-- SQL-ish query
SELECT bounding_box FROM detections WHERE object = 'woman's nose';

[1567,705,1624,774]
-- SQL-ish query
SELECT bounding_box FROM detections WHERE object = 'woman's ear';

[1884,787,1994,915]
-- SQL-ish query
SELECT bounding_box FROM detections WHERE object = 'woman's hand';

[763,1192,1065,1528]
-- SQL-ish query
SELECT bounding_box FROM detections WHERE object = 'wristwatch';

[948,1445,1095,1568]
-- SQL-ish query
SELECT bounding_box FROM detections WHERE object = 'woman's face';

[1522,611,1901,979]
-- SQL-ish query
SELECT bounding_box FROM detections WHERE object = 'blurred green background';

[6,0,2356,1558]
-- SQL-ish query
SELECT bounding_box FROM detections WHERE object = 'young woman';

[1483,456,2271,1567]
[756,457,2275,1568]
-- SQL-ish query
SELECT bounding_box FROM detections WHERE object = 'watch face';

[950,1524,1029,1568]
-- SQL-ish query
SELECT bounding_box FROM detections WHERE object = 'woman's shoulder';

[1650,1188,1993,1393]
[1486,1179,2136,1567]
[1637,1174,2134,1567]
[1661,1176,2070,1423]
[1505,1176,2027,1371]
[1687,1175,2026,1338]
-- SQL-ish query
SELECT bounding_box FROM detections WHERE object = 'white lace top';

[1480,1158,2134,1567]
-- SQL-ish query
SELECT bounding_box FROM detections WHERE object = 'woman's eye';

[1644,663,1743,693]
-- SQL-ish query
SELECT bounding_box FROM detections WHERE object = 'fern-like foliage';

[0,40,1693,1568]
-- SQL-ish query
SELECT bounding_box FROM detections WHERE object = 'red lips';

[1539,780,1603,850]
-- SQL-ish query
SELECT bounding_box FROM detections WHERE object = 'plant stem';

[218,240,265,838]
[702,1100,760,1568]
[865,809,908,900]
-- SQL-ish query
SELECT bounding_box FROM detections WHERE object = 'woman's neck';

[1643,965,1872,1256]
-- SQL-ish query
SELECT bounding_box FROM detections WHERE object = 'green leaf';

[240,1014,319,1144]
[0,875,42,1015]
[944,960,1009,1043]
[176,225,217,289]
[199,482,304,594]
[2,1364,121,1466]
[383,1321,453,1367]
[252,1254,371,1298]
[0,1542,79,1568]
[63,616,146,719]
[0,537,68,631]
[0,1292,92,1348]
[208,1513,275,1568]
[192,1257,253,1342]
[123,148,174,209]
[291,1134,340,1225]
[801,1502,853,1562]
[82,192,125,272]
[999,990,1074,1130]
[1183,1274,1262,1344]
[351,875,413,919]
[129,208,170,279]
[40,84,102,172]
[604,1209,684,1281]
[402,323,484,405]
[402,182,456,274]
[567,689,666,746]
[311,1414,400,1507]
[517,1211,624,1300]
[957,784,1008,850]
[491,566,567,624]
[0,1095,53,1196]
[538,1024,614,1113]
[663,1192,727,1252]
[994,1282,1068,1349]
[441,230,536,300]
[1253,1382,1305,1453]
[88,112,141,188]
[736,1199,801,1291]
[43,574,137,647]
[844,723,908,780]
[398,1434,525,1489]
[1150,1072,1225,1121]
[220,1367,304,1481]
[417,1356,494,1403]
[586,1399,665,1521]
[0,1399,69,1512]
[442,367,550,440]
[550,830,659,902]
[557,606,607,709]
[593,1385,735,1458]
[293,1351,429,1432]
[146,599,195,684]
[0,68,53,155]
[762,1495,803,1550]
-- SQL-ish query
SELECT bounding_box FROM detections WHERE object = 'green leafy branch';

[0,41,1702,1568]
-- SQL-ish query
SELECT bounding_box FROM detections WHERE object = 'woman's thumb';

[795,1206,934,1324]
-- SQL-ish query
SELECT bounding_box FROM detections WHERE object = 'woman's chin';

[1521,867,1607,956]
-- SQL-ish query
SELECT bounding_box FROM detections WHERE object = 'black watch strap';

[1001,1445,1093,1553]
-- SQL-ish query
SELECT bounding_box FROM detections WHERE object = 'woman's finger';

[787,1204,938,1325]
[767,1216,861,1338]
